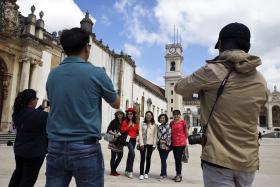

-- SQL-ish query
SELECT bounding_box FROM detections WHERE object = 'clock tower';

[164,43,183,118]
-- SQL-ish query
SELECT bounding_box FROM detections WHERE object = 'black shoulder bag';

[188,67,234,145]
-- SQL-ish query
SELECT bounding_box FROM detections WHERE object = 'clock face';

[169,47,176,54]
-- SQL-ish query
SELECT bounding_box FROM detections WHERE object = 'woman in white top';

[138,111,157,180]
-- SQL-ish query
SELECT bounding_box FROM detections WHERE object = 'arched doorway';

[0,58,8,125]
[259,107,268,127]
[272,106,280,127]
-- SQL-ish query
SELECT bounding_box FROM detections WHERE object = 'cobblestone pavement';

[0,138,279,187]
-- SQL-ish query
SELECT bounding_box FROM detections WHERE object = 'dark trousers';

[8,155,45,187]
[139,145,154,175]
[126,138,136,172]
[158,148,170,176]
[110,150,123,173]
[172,146,185,176]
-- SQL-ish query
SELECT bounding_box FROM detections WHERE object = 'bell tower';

[164,43,183,118]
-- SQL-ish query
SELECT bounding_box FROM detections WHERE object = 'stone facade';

[0,0,62,131]
[0,0,167,132]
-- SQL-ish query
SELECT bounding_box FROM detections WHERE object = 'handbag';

[182,146,189,163]
[188,66,233,145]
[118,133,128,146]
[104,133,117,142]
[136,144,141,150]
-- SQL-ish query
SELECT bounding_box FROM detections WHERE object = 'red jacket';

[120,120,139,138]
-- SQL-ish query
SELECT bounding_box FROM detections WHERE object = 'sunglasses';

[127,113,133,115]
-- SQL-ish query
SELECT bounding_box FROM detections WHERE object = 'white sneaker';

[128,172,133,179]
[139,175,144,180]
[144,174,149,179]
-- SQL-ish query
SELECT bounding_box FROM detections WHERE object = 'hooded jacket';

[175,50,268,172]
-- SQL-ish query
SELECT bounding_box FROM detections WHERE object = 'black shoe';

[175,175,182,182]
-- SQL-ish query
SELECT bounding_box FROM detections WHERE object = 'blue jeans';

[125,138,136,172]
[45,140,104,187]
[158,148,170,176]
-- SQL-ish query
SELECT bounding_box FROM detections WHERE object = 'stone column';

[19,56,31,91]
[30,59,42,90]
[268,105,273,129]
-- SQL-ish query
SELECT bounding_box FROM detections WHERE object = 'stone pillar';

[268,105,273,129]
[29,60,41,90]
[26,5,36,36]
[19,56,31,91]
[35,11,44,39]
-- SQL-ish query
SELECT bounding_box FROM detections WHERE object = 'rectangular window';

[171,90,173,95]
[171,99,173,103]
[170,83,174,86]
[171,107,173,112]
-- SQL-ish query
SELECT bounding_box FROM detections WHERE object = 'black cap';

[215,22,250,49]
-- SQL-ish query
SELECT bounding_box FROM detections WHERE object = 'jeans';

[158,148,170,176]
[8,155,45,187]
[45,140,104,187]
[172,146,185,176]
[110,150,123,173]
[140,145,154,175]
[203,163,255,187]
[125,138,136,172]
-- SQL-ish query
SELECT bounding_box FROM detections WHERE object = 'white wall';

[133,82,167,123]
[37,51,52,106]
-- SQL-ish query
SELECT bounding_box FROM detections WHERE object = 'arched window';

[125,100,129,109]
[259,107,267,127]
[0,59,8,125]
[272,106,280,127]
[170,61,175,71]
[146,98,152,111]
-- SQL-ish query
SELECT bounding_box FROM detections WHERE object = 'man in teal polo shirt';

[45,27,120,187]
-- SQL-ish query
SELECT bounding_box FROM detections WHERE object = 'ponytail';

[13,89,37,115]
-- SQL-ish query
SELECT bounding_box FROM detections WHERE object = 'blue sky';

[74,0,213,87]
[18,0,280,90]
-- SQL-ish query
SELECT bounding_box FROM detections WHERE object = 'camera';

[188,133,203,145]
[188,126,207,145]
[43,100,50,108]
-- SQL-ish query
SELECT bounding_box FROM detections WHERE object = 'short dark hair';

[221,38,250,53]
[144,111,155,124]
[60,28,90,56]
[172,109,181,116]
[158,113,168,124]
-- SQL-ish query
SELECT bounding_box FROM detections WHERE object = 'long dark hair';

[144,111,155,124]
[125,112,137,124]
[13,89,37,115]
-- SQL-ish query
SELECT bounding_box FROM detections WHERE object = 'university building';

[0,0,279,133]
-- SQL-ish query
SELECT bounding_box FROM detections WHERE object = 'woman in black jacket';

[107,109,125,176]
[8,89,48,187]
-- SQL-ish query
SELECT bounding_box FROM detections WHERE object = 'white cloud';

[114,0,167,45]
[115,0,280,89]
[153,0,280,89]
[114,0,135,12]
[101,15,111,26]
[17,0,96,32]
[124,43,141,58]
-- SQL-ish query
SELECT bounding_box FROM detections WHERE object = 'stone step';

[0,133,16,145]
